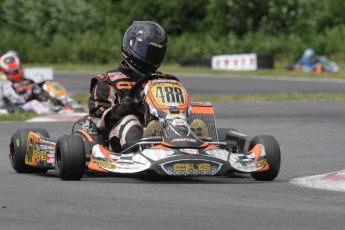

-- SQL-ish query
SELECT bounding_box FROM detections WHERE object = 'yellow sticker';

[150,83,187,106]
[173,163,211,172]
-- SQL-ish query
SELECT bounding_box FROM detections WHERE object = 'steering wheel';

[128,73,179,99]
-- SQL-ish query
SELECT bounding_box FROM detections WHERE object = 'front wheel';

[55,134,86,180]
[250,135,281,181]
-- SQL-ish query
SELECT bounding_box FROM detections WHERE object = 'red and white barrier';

[212,53,257,71]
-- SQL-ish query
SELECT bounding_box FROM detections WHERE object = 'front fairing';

[89,142,230,175]
[162,117,206,148]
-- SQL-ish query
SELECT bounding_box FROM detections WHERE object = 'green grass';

[1,92,345,121]
[24,61,345,80]
[191,92,345,102]
[0,112,38,121]
[72,93,89,105]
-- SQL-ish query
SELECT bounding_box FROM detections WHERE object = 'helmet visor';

[7,69,20,75]
[131,39,167,66]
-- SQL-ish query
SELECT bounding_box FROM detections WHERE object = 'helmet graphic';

[0,52,23,82]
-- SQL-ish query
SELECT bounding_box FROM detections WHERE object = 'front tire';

[250,135,281,181]
[55,134,86,180]
[9,128,50,173]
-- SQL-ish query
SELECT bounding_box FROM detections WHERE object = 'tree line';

[0,0,344,64]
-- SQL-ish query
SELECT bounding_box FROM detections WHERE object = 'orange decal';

[145,80,190,114]
[258,163,270,172]
[77,130,94,142]
[42,82,67,97]
[198,142,209,148]
[191,106,215,114]
[203,145,218,151]
[161,141,173,147]
[151,144,172,150]
[249,144,262,161]
[116,82,133,89]
[88,155,108,172]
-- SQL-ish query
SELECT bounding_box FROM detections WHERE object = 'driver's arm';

[1,81,26,105]
[89,77,117,130]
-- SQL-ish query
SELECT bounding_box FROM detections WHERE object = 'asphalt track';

[1,73,345,230]
[55,71,345,95]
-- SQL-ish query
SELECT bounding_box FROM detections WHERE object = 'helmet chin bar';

[122,52,158,77]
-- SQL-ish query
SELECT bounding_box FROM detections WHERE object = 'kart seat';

[190,119,209,137]
[143,120,163,137]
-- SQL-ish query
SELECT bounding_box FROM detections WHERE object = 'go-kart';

[1,67,85,114]
[9,74,281,181]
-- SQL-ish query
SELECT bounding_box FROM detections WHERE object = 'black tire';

[250,135,281,181]
[9,128,50,173]
[55,134,86,180]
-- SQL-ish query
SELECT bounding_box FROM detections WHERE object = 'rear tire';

[55,134,85,180]
[9,129,50,173]
[250,135,281,181]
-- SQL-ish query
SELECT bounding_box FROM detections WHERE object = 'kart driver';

[89,21,208,152]
[0,52,42,100]
[298,48,318,72]
[0,52,27,111]
[0,52,48,113]
[88,21,168,152]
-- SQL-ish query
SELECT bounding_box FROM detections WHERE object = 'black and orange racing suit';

[88,62,145,152]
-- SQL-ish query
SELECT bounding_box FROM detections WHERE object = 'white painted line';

[26,113,87,122]
[290,170,345,192]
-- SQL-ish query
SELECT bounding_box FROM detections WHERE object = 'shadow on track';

[37,170,280,185]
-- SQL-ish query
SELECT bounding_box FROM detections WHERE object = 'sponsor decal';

[181,149,199,155]
[171,138,196,143]
[173,163,211,172]
[108,72,128,81]
[92,159,116,170]
[191,101,205,106]
[25,135,35,165]
[37,144,55,153]
[153,79,178,84]
[33,149,47,162]
[47,154,54,164]
[172,119,185,126]
[256,158,267,168]
[98,74,107,80]
[16,139,19,147]
[25,153,33,165]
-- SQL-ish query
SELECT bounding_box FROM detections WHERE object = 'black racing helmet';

[121,21,168,76]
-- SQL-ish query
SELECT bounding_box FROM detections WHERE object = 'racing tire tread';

[55,134,85,180]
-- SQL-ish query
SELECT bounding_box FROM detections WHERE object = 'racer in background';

[88,21,207,152]
[0,51,49,113]
[297,48,340,72]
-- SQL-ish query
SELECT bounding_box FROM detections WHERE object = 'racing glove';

[108,96,138,120]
